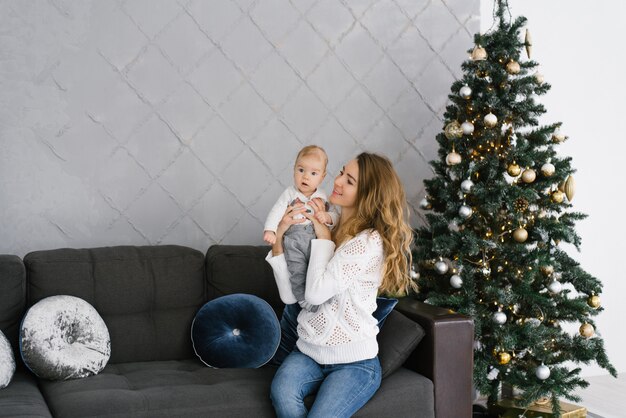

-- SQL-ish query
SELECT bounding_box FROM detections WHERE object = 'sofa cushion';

[37,359,433,418]
[23,245,206,364]
[377,310,425,379]
[191,294,280,368]
[0,369,52,417]
[20,295,110,380]
[206,245,283,314]
[0,330,15,389]
[0,255,26,359]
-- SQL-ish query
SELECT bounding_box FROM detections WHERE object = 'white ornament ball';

[484,112,498,128]
[459,85,472,99]
[410,269,419,279]
[435,260,449,275]
[459,205,473,219]
[534,72,545,84]
[446,151,462,166]
[493,311,507,325]
[461,121,475,135]
[461,179,474,193]
[535,364,551,380]
[450,274,463,289]
[547,280,562,294]
[541,163,556,177]
[419,198,431,210]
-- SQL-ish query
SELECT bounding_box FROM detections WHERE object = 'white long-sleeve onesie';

[263,186,338,232]
[266,229,384,364]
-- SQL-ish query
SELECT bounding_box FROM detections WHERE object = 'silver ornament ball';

[461,121,475,135]
[435,260,449,275]
[449,274,463,289]
[548,280,562,294]
[459,85,472,99]
[460,179,474,193]
[493,311,507,325]
[535,364,550,380]
[459,205,473,219]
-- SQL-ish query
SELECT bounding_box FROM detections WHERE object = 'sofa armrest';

[396,298,473,418]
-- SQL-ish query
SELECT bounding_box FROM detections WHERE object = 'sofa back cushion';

[23,245,205,364]
[206,245,283,315]
[0,255,26,360]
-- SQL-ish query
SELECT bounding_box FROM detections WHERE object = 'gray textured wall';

[0,0,479,256]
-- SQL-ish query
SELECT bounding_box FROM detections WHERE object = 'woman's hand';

[272,203,306,256]
[304,199,332,241]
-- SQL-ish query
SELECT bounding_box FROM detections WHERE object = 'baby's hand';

[315,211,332,225]
[263,230,276,245]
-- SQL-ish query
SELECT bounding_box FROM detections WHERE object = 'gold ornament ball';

[563,175,576,201]
[588,295,601,308]
[506,60,521,75]
[521,169,537,183]
[513,227,528,243]
[444,121,463,140]
[540,265,554,276]
[471,45,487,61]
[580,323,595,338]
[507,163,522,177]
[552,132,567,143]
[497,351,511,365]
[446,151,462,166]
[551,190,565,203]
[534,72,545,84]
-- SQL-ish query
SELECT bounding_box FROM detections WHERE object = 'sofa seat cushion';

[38,359,433,418]
[0,369,52,418]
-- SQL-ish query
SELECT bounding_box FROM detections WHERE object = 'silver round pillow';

[0,330,15,389]
[20,295,111,380]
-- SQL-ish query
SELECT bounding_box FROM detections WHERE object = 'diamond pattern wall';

[0,0,479,257]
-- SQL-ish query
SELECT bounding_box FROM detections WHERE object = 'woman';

[265,152,415,418]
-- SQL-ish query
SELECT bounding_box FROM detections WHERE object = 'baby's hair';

[295,145,328,170]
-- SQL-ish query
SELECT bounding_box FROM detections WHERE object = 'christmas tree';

[413,0,616,415]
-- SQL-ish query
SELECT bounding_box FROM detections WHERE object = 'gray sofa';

[0,244,473,417]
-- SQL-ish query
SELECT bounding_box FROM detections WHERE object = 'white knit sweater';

[266,229,383,364]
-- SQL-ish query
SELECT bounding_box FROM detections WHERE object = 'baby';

[264,145,337,309]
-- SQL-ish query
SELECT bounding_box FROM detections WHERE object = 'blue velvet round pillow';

[191,294,280,368]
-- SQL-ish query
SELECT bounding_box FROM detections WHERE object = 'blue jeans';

[270,350,382,418]
[271,303,301,366]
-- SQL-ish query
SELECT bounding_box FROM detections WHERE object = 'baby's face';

[293,155,326,197]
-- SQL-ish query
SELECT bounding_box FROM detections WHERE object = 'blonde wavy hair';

[332,153,416,296]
